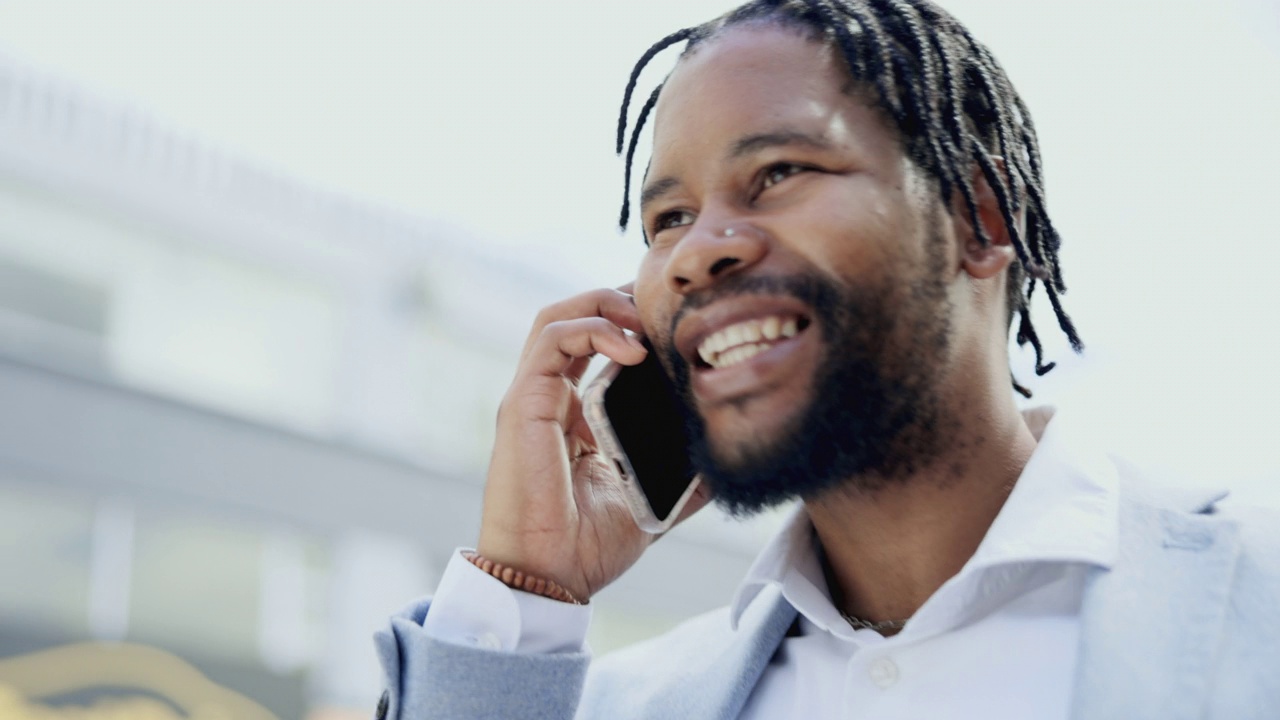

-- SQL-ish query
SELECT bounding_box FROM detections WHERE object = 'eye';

[652,209,695,234]
[761,163,807,190]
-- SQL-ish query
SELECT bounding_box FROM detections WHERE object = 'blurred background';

[0,0,1276,717]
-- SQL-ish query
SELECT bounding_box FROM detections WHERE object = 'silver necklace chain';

[819,544,911,633]
[839,611,910,633]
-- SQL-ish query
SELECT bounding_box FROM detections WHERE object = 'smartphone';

[582,341,700,534]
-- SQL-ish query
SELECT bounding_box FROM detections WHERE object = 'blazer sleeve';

[373,598,591,720]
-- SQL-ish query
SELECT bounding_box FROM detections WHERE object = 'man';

[374,1,1280,718]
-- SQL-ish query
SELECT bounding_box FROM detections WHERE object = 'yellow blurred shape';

[0,643,277,720]
[0,685,179,718]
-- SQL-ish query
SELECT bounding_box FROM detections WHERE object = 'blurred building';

[0,50,776,718]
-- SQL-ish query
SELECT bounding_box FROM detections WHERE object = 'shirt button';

[868,657,900,689]
[476,632,503,651]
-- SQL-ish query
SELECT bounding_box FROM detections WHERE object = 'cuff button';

[478,632,503,651]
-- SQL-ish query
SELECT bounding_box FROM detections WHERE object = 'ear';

[954,158,1019,281]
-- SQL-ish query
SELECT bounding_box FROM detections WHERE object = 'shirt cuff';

[420,548,592,654]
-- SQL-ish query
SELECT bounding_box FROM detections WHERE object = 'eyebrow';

[729,129,834,159]
[639,177,681,212]
[638,128,835,214]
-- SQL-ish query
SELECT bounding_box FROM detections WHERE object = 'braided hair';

[615,0,1082,396]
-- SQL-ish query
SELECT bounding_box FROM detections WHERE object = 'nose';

[665,222,768,294]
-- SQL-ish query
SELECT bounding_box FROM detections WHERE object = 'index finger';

[520,288,644,363]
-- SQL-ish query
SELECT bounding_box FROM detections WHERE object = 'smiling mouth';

[694,313,813,370]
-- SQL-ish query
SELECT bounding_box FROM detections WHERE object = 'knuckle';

[530,289,626,332]
[533,304,560,328]
[496,390,515,420]
[581,316,613,333]
[540,319,574,340]
[495,386,528,424]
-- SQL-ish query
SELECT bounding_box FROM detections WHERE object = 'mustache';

[666,273,843,345]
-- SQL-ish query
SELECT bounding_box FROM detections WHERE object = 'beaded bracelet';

[463,551,584,605]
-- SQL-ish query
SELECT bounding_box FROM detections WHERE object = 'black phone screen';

[602,347,696,523]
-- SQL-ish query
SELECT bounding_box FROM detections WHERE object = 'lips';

[674,295,817,404]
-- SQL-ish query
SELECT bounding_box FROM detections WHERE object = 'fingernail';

[626,334,647,352]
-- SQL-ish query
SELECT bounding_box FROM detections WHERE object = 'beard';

[663,259,955,518]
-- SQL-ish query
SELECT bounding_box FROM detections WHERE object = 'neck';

[805,396,1038,628]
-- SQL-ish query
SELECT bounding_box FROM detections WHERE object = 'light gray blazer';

[374,472,1280,720]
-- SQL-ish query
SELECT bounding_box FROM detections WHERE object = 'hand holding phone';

[476,287,710,603]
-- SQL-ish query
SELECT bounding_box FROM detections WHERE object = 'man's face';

[632,25,962,515]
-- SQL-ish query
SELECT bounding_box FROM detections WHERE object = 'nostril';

[709,257,740,276]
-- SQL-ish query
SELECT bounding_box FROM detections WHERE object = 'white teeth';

[697,315,805,369]
[712,332,729,354]
[726,324,745,349]
[762,316,781,341]
[717,344,764,368]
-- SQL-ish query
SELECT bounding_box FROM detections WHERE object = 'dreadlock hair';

[615,0,1083,397]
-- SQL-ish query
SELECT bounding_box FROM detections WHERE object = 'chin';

[690,408,815,518]
[701,401,805,468]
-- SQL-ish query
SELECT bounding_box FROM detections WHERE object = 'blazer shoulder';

[1214,498,1280,595]
[1113,455,1280,607]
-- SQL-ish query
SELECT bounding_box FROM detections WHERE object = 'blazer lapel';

[653,584,798,720]
[1070,489,1241,720]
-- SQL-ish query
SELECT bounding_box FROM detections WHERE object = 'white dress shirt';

[423,408,1120,718]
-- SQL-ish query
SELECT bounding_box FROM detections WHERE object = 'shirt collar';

[967,405,1119,571]
[728,502,827,631]
[728,405,1120,630]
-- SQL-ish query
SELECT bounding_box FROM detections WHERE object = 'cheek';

[791,214,890,280]
[793,186,917,278]
[633,254,672,341]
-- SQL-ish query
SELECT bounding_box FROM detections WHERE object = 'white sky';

[1,0,1278,501]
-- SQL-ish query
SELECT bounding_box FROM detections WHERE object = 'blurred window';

[0,482,93,648]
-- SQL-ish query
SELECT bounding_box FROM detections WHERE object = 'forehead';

[649,25,892,168]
